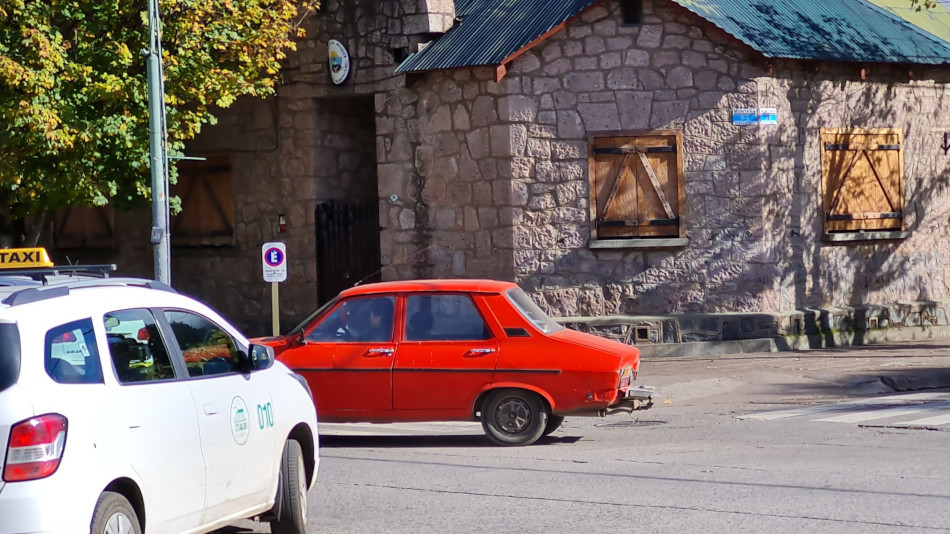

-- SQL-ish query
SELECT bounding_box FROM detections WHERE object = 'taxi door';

[160,309,277,523]
[393,293,499,413]
[283,295,397,419]
[100,309,207,533]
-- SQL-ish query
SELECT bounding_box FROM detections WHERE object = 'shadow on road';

[319,433,583,448]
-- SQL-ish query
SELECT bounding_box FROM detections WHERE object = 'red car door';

[393,293,499,414]
[280,295,397,420]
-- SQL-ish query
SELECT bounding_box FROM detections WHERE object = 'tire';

[481,389,548,446]
[270,439,308,534]
[542,415,565,437]
[90,491,142,534]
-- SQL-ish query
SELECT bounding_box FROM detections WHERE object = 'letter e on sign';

[262,242,287,283]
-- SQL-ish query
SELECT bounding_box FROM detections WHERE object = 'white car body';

[0,279,319,534]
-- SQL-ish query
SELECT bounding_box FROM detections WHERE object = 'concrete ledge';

[823,231,911,242]
[590,238,689,249]
[558,304,950,358]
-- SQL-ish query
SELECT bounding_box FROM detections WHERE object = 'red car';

[258,279,652,446]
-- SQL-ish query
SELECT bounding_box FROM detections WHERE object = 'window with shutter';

[52,205,116,250]
[588,131,686,245]
[171,155,235,247]
[820,128,904,235]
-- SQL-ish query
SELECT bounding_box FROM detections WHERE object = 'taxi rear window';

[0,323,20,393]
[45,319,103,384]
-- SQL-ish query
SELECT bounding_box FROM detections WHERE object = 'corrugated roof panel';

[669,0,950,64]
[396,0,599,73]
[864,0,950,44]
[454,0,482,17]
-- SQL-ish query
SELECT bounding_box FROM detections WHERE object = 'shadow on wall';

[526,64,950,320]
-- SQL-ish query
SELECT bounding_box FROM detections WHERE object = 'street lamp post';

[146,0,171,285]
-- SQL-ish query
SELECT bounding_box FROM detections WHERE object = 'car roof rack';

[0,264,117,283]
[2,277,177,307]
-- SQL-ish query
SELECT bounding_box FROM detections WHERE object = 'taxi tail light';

[4,414,68,482]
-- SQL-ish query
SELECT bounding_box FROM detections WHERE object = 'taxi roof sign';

[0,248,54,269]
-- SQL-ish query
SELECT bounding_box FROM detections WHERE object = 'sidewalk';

[640,339,950,404]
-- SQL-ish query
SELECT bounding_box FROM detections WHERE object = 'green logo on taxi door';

[257,402,274,429]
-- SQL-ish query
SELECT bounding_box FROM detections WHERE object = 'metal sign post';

[262,242,288,336]
[146,0,171,285]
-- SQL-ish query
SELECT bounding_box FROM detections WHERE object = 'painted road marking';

[741,392,950,427]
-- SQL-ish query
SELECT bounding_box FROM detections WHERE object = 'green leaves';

[0,0,318,225]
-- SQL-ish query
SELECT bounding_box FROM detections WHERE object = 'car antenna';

[352,243,437,287]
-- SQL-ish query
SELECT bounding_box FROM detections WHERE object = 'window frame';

[819,127,908,241]
[404,292,493,342]
[170,154,236,248]
[588,130,688,249]
[160,308,246,379]
[103,309,179,385]
[45,318,103,385]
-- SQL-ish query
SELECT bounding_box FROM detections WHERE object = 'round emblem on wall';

[328,39,350,85]
[230,397,250,445]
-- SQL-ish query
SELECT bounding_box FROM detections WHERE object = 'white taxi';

[0,249,319,534]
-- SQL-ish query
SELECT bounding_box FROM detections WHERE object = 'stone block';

[617,91,652,130]
[565,71,606,92]
[651,100,689,128]
[466,127,491,159]
[606,67,639,89]
[556,110,585,139]
[624,49,650,67]
[578,103,622,131]
[638,25,663,48]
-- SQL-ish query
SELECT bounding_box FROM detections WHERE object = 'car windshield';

[0,322,21,393]
[289,297,338,335]
[505,288,563,334]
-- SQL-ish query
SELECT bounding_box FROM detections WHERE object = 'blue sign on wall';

[732,108,758,126]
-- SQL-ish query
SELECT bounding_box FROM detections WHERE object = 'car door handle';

[466,348,496,356]
[366,348,394,357]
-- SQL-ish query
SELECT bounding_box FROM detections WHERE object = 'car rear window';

[504,288,563,335]
[45,318,103,384]
[0,323,21,393]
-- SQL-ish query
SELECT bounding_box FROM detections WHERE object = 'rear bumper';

[603,385,655,415]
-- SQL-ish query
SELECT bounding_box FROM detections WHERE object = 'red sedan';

[258,279,652,446]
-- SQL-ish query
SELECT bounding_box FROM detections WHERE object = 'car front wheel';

[90,491,141,534]
[481,389,548,446]
[271,439,308,534]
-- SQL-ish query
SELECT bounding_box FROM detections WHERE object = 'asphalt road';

[222,341,950,533]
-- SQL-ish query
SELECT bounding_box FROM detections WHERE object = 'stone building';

[54,0,950,349]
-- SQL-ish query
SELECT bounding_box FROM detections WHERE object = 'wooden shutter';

[52,205,115,249]
[171,155,235,247]
[589,131,685,239]
[821,129,903,234]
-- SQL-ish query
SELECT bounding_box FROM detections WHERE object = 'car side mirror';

[248,343,275,371]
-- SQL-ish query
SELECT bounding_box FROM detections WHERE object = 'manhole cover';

[595,420,667,428]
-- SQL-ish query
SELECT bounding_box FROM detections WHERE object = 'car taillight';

[4,414,67,482]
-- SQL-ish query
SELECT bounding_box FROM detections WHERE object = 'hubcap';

[297,456,308,525]
[495,397,531,434]
[104,512,135,534]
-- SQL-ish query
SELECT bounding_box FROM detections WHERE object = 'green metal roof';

[667,0,950,64]
[395,0,599,74]
[396,0,950,75]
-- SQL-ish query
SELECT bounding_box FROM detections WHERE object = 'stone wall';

[481,0,950,320]
[61,0,950,340]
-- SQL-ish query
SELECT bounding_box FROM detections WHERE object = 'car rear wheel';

[271,439,308,534]
[481,389,548,446]
[90,491,141,534]
[542,415,565,436]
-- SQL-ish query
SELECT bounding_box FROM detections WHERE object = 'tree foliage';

[0,0,317,244]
